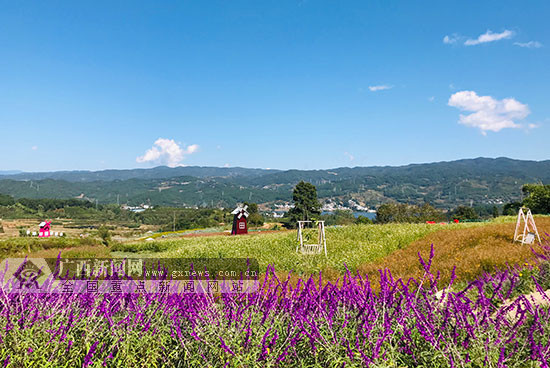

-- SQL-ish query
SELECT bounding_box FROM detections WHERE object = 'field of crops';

[1,217,550,366]
[112,222,489,276]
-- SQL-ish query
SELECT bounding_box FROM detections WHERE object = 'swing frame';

[296,220,327,256]
[513,207,541,245]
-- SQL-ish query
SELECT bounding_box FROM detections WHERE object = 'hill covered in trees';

[0,157,549,210]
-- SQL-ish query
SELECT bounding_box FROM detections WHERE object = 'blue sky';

[0,0,548,171]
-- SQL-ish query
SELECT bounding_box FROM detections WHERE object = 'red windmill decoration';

[231,205,249,235]
[38,221,52,238]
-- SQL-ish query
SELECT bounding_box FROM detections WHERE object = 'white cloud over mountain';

[136,138,199,167]
[448,91,530,134]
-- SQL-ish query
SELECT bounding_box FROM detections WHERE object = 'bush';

[248,213,264,227]
[97,225,111,246]
[376,203,445,223]
[320,210,356,226]
[450,206,479,221]
[355,215,373,225]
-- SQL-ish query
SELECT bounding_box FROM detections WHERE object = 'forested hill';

[1,157,549,210]
[0,166,276,182]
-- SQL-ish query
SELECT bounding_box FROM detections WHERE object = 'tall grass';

[358,217,550,286]
[113,222,485,276]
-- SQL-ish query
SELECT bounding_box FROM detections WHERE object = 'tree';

[355,215,373,225]
[450,206,479,221]
[0,194,14,206]
[285,181,321,228]
[320,210,355,226]
[244,202,264,226]
[522,184,550,214]
[503,202,522,216]
[376,203,445,223]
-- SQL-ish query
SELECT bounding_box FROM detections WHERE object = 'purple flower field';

[1,244,550,367]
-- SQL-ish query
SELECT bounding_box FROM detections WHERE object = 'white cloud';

[223,163,230,168]
[136,138,199,167]
[443,34,459,44]
[428,96,435,102]
[344,152,355,161]
[368,85,393,92]
[31,146,38,151]
[448,91,530,134]
[514,41,543,49]
[464,30,513,46]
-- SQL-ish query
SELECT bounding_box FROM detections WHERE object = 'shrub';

[97,225,111,246]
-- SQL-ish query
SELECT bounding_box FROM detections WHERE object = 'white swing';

[296,220,327,256]
[513,207,541,245]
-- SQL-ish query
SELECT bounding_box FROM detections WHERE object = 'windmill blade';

[237,213,243,219]
[243,211,249,218]
[243,205,248,211]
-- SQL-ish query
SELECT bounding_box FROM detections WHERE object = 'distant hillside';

[0,170,23,176]
[1,166,278,182]
[0,158,548,210]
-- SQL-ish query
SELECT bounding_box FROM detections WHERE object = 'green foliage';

[17,197,95,211]
[285,181,321,228]
[522,184,550,214]
[0,193,15,206]
[450,206,479,221]
[320,210,356,226]
[138,207,229,232]
[355,215,373,225]
[244,202,264,226]
[97,225,111,246]
[244,202,259,214]
[0,237,101,258]
[247,213,264,226]
[503,202,522,216]
[376,203,445,224]
[112,241,171,253]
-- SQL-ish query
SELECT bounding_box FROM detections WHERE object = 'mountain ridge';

[0,157,548,210]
